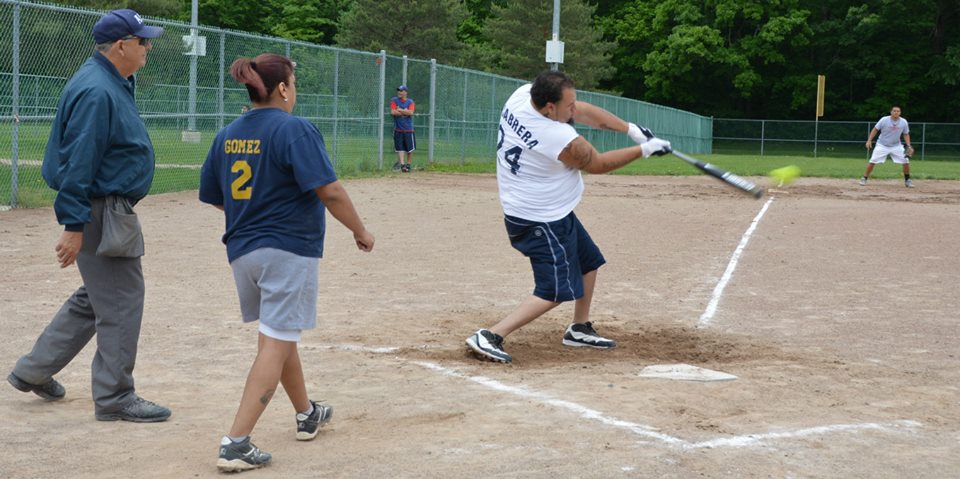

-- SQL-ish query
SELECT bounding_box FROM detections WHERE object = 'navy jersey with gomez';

[199,108,337,262]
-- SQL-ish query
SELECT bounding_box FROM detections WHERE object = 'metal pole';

[377,50,386,169]
[333,51,340,167]
[760,120,765,156]
[188,0,198,131]
[550,0,560,70]
[814,118,819,157]
[402,55,407,86]
[491,76,497,153]
[11,3,21,207]
[461,73,468,165]
[429,59,436,164]
[921,122,926,160]
[217,31,225,130]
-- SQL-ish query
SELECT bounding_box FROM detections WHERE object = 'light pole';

[545,0,564,70]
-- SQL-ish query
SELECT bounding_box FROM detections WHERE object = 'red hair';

[230,53,295,103]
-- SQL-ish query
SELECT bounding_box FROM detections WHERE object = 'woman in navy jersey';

[200,53,374,472]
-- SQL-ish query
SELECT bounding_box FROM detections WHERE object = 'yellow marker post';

[816,75,825,118]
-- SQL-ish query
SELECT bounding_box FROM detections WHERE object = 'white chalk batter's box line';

[321,343,922,450]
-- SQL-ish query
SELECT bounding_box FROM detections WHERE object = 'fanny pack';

[96,195,144,258]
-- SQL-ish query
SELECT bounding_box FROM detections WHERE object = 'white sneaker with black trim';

[859,177,867,186]
[562,322,616,349]
[465,329,512,363]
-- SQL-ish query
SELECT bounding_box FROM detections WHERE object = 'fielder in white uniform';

[861,105,914,187]
[465,70,672,363]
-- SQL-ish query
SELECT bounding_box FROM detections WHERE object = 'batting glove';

[641,138,672,158]
[627,122,654,144]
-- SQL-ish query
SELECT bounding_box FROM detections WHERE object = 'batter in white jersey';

[465,71,673,364]
[861,105,914,187]
[497,83,583,222]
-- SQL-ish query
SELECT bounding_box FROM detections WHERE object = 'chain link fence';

[0,0,711,208]
[714,118,960,160]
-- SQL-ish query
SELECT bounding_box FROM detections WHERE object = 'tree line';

[57,0,960,121]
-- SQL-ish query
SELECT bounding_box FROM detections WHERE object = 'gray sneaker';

[859,177,867,186]
[8,372,65,401]
[95,396,171,423]
[296,400,333,441]
[217,436,271,472]
[905,179,914,188]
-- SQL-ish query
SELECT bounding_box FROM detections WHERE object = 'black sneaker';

[95,396,171,423]
[392,161,402,171]
[401,163,412,173]
[296,400,333,441]
[465,329,512,363]
[217,436,271,472]
[8,372,65,401]
[562,322,616,349]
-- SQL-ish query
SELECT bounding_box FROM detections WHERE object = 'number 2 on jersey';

[497,125,523,175]
[231,160,252,200]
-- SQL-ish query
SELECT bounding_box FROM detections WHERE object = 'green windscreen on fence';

[0,0,711,208]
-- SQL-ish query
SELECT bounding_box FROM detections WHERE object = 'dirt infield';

[2,174,958,478]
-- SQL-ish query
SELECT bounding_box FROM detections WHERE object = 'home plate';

[638,363,737,382]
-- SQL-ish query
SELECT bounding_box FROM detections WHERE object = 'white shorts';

[258,322,301,343]
[869,143,909,164]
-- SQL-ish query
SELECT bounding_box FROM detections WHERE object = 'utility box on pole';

[545,39,564,65]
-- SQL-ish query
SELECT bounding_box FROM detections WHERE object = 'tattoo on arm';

[559,137,599,171]
[570,139,595,170]
[259,388,275,406]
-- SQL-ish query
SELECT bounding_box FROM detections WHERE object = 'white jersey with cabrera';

[496,84,582,222]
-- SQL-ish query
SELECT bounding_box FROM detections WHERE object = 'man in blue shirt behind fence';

[390,85,416,172]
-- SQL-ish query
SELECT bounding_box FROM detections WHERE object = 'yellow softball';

[769,165,801,186]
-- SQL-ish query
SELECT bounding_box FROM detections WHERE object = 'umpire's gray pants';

[13,198,144,414]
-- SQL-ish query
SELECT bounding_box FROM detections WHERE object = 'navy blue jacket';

[41,52,155,231]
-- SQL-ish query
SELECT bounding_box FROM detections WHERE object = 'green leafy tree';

[196,0,273,33]
[459,0,503,45]
[335,0,468,64]
[472,0,614,89]
[803,0,960,120]
[269,0,351,45]
[50,0,181,17]
[601,0,959,120]
[602,0,813,116]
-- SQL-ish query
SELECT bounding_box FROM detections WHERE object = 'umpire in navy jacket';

[7,9,171,422]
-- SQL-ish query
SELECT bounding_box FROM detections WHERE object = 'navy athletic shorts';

[394,131,416,153]
[504,212,606,303]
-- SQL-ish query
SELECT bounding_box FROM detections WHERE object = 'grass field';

[3,122,958,209]
[427,153,960,180]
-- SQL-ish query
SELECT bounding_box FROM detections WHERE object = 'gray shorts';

[230,247,319,333]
